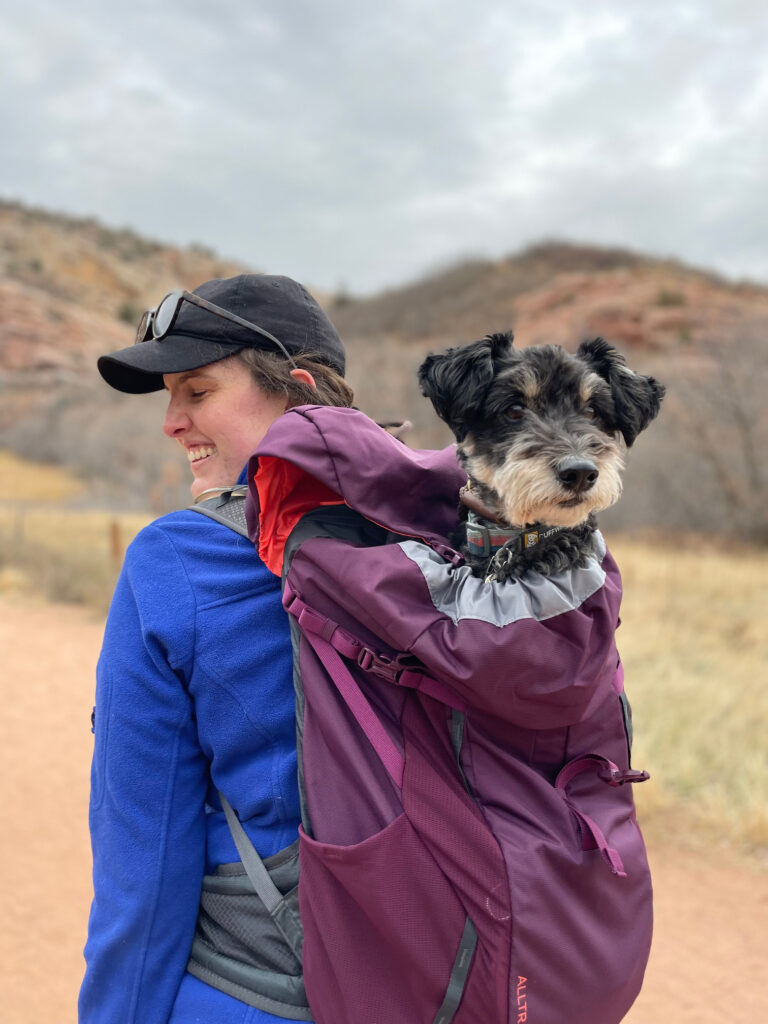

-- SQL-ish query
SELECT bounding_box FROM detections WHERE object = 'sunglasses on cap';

[134,289,298,368]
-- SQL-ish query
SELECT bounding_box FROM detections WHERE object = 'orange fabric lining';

[254,456,344,575]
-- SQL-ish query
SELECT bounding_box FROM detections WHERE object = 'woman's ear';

[290,367,316,389]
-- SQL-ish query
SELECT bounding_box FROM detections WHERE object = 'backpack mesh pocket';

[192,844,302,976]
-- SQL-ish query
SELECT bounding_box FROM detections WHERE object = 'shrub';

[656,288,686,307]
[117,301,142,325]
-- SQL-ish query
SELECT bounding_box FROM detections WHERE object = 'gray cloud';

[1,0,766,291]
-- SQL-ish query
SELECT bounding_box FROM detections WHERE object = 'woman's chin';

[188,455,239,498]
[189,463,218,498]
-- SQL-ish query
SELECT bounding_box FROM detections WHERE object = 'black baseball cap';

[98,274,346,393]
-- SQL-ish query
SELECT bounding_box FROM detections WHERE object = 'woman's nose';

[162,398,191,438]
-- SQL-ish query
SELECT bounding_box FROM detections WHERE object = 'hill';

[0,199,252,509]
[330,240,768,348]
[329,241,768,426]
[327,244,768,542]
[0,199,766,535]
[0,198,249,320]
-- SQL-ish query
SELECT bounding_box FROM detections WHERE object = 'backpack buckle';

[428,541,465,567]
[356,648,376,672]
[598,767,650,787]
[357,647,397,680]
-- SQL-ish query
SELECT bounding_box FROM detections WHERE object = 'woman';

[80,274,352,1024]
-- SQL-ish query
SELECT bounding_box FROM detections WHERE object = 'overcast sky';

[1,0,766,294]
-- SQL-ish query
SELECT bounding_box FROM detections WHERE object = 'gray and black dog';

[418,332,665,582]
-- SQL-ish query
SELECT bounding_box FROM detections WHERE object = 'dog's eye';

[583,406,596,420]
[505,405,525,421]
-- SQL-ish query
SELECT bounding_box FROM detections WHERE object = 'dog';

[418,332,665,582]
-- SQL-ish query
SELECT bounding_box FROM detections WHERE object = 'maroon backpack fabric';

[247,406,653,1024]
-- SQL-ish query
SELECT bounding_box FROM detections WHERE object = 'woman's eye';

[190,390,207,400]
[505,405,525,421]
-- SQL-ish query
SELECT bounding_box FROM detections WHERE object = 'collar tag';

[523,525,564,548]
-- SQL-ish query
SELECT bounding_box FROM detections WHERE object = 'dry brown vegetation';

[663,328,768,541]
[611,537,768,855]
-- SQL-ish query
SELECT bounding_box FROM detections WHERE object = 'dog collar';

[465,510,568,559]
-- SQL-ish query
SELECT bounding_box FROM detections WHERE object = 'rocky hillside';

[329,243,767,429]
[0,198,250,315]
[0,198,250,383]
[0,200,255,509]
[331,241,768,350]
[1,200,766,536]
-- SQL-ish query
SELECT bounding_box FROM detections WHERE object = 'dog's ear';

[577,338,665,447]
[418,332,514,440]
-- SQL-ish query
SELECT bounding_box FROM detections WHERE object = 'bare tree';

[666,320,768,542]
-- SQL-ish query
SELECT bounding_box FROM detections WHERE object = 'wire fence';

[0,504,150,610]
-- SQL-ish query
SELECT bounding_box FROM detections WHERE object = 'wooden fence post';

[13,510,25,547]
[109,519,122,572]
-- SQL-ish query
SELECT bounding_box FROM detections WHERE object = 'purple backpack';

[243,405,652,1024]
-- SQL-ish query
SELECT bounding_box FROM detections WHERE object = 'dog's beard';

[467,447,625,528]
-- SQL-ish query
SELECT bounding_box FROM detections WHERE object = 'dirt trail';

[1,594,766,1024]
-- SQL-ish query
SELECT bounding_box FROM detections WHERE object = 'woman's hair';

[236,349,355,409]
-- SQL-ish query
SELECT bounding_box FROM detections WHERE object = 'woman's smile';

[186,445,218,464]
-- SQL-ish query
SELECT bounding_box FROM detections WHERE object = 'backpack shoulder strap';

[188,486,308,995]
[187,485,249,538]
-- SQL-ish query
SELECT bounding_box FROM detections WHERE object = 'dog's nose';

[556,457,599,492]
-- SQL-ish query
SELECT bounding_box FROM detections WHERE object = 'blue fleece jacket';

[79,499,308,1024]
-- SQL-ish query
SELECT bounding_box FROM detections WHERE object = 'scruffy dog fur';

[418,332,665,581]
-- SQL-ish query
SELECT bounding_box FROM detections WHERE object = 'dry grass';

[609,536,768,857]
[0,448,86,503]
